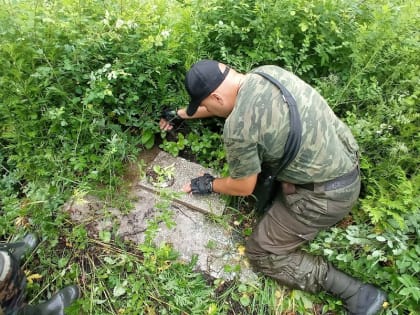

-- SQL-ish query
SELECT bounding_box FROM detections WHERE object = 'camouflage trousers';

[246,169,361,293]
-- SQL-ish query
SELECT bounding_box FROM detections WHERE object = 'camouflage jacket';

[223,65,359,183]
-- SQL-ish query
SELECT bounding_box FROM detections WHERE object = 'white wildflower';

[107,70,118,80]
[126,20,138,29]
[102,10,110,25]
[161,30,171,39]
[115,19,124,29]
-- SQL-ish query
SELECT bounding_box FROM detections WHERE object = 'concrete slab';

[64,190,256,281]
[119,188,256,281]
[63,149,257,282]
[138,151,226,216]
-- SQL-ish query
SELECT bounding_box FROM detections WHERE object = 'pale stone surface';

[64,149,257,282]
[138,151,226,216]
[119,188,256,281]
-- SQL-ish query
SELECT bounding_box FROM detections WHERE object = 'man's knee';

[245,249,308,291]
[245,246,328,294]
[245,237,290,276]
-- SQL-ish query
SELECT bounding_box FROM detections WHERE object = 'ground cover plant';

[0,0,418,314]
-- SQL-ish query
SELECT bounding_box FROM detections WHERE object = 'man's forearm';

[177,106,214,119]
[212,175,258,196]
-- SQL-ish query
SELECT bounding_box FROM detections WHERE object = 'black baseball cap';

[184,60,230,116]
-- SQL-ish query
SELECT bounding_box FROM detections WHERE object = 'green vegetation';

[0,0,418,314]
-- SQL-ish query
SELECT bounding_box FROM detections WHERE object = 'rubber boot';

[18,285,80,315]
[0,251,27,315]
[0,234,38,264]
[323,264,387,315]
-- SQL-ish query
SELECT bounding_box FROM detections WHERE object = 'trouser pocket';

[284,189,328,226]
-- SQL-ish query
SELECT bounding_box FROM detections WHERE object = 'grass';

[16,152,337,315]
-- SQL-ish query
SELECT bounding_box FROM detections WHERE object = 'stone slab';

[63,149,256,282]
[64,190,257,282]
[120,189,256,281]
[138,151,226,216]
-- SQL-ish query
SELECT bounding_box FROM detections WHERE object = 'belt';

[298,165,360,192]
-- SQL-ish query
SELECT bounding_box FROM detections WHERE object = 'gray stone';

[138,151,226,216]
[119,188,256,281]
[64,149,257,282]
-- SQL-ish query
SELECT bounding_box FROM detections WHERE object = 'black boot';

[0,250,27,315]
[323,264,387,315]
[0,233,38,264]
[18,285,80,315]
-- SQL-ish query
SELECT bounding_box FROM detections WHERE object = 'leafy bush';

[309,211,420,313]
[0,0,418,314]
[194,0,362,78]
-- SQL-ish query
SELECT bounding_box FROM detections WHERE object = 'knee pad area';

[246,250,328,294]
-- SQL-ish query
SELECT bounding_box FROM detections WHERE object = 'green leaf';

[376,236,386,242]
[58,257,69,268]
[103,257,115,265]
[299,22,308,32]
[240,294,250,307]
[113,284,126,297]
[99,230,111,243]
[141,130,155,150]
[238,284,247,293]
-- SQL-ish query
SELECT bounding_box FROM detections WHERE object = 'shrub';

[0,0,418,313]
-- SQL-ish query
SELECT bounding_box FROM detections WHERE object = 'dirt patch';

[122,146,161,184]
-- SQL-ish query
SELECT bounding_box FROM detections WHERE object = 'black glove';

[161,107,181,125]
[190,173,215,194]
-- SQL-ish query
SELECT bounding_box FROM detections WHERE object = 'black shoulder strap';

[254,71,302,174]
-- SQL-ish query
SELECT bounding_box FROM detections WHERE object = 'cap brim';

[186,99,200,116]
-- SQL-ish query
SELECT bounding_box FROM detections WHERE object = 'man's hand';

[189,173,215,194]
[184,174,258,196]
[159,107,181,131]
